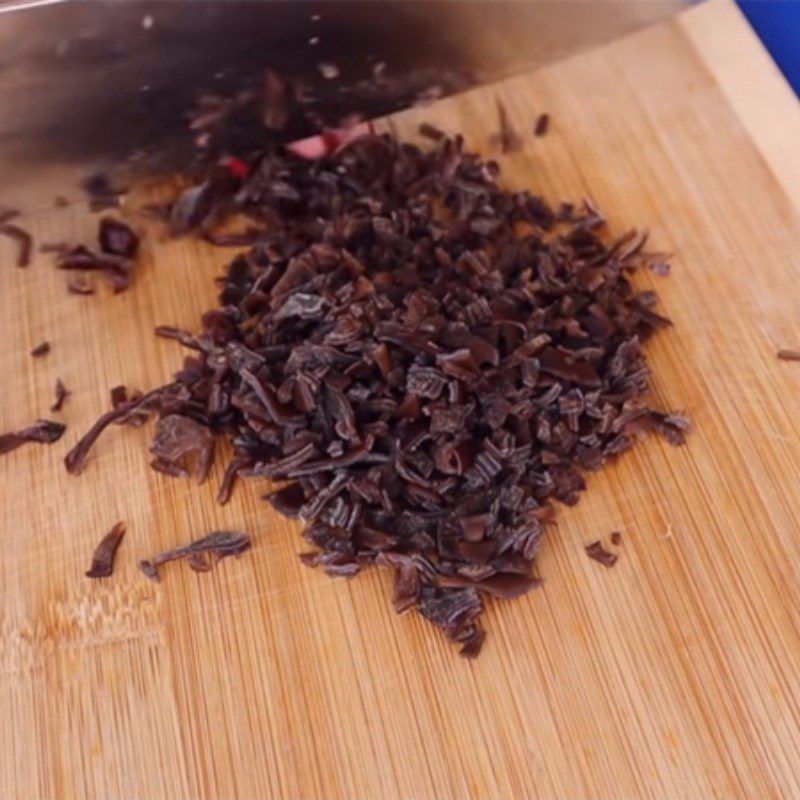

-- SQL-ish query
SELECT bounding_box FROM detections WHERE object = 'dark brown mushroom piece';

[139,531,251,582]
[85,522,126,579]
[50,378,69,412]
[149,414,215,483]
[1,223,33,267]
[99,217,140,259]
[534,113,550,137]
[30,341,50,358]
[1,419,66,456]
[585,540,618,568]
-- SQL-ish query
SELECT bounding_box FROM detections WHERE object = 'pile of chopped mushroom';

[65,131,687,656]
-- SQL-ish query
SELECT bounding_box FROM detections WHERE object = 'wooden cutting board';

[4,1,800,796]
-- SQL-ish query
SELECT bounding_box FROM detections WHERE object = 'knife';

[0,0,686,200]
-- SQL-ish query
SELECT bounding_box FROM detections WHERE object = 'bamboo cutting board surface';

[4,1,800,796]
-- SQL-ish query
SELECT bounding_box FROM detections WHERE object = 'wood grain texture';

[3,1,800,796]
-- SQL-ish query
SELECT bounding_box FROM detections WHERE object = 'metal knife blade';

[0,0,686,200]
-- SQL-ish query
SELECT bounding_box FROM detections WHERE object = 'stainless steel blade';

[0,0,686,199]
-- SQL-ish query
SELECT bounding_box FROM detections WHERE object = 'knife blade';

[0,0,686,200]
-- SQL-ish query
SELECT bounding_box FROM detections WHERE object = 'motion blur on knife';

[0,0,684,204]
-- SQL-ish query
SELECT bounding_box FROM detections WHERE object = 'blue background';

[738,1,800,95]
